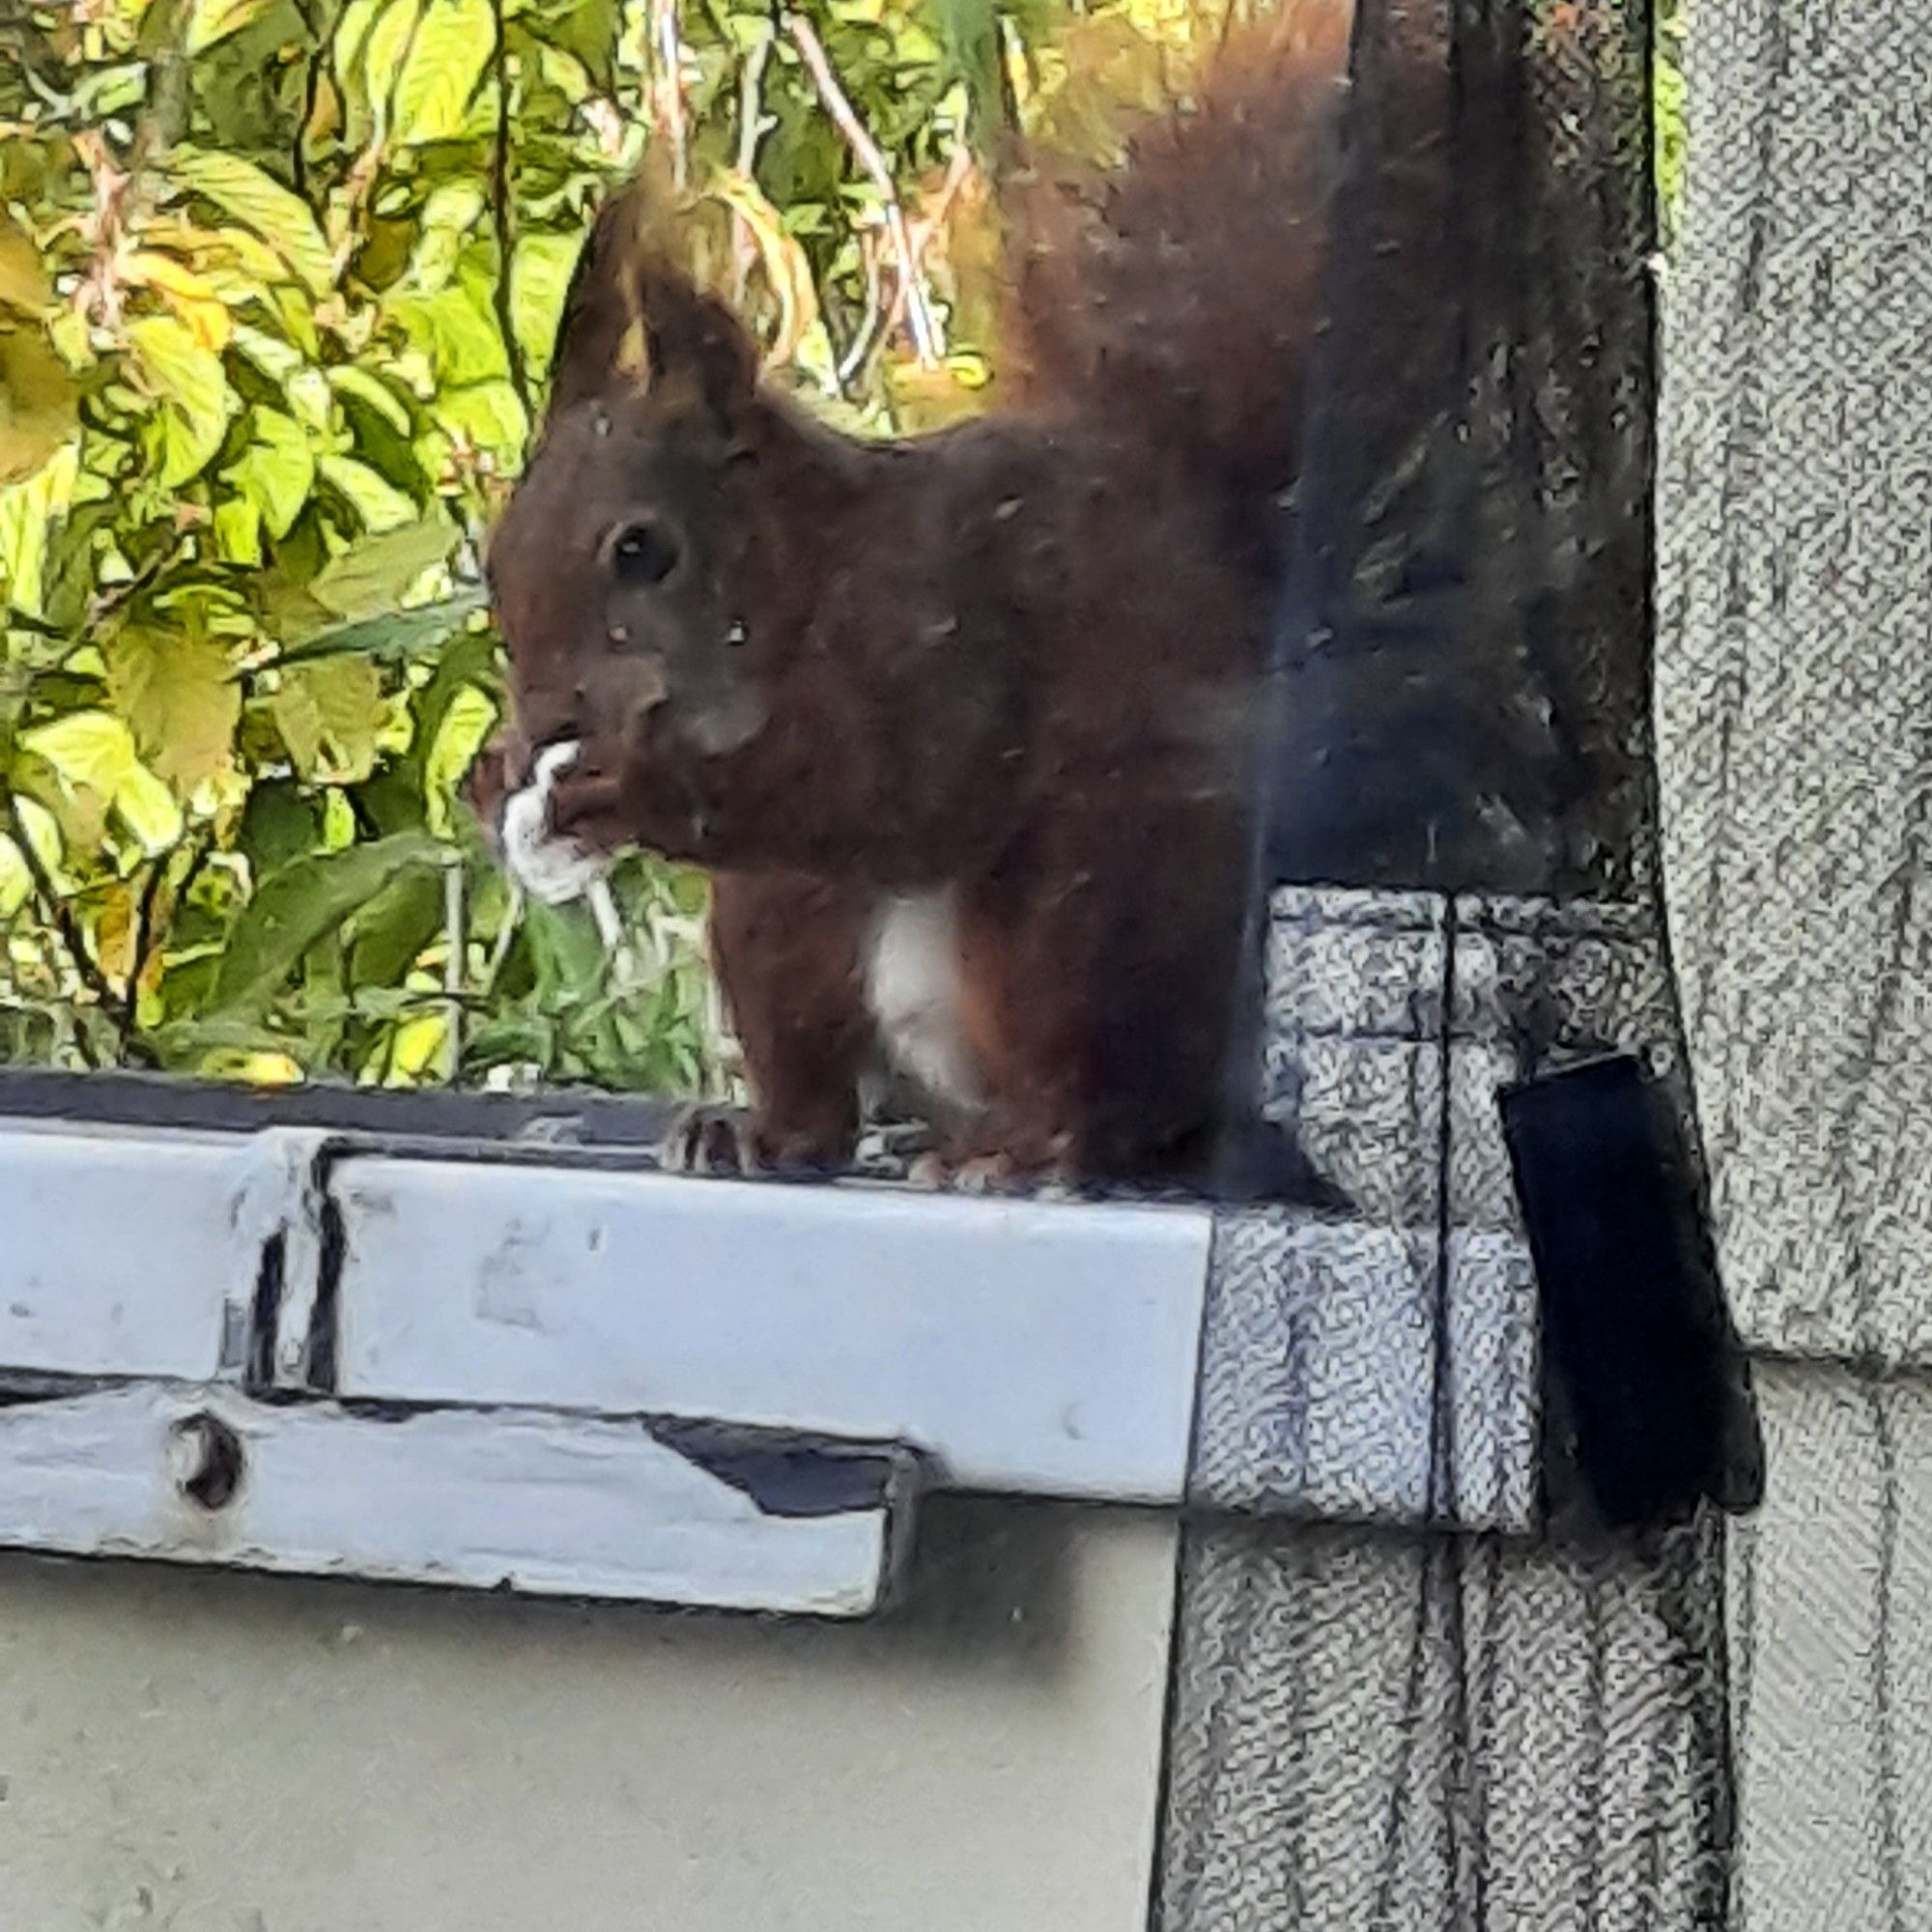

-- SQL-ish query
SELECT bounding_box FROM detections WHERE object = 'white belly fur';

[862,890,982,1114]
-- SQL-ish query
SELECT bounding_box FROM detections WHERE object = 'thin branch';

[736,16,776,175]
[288,0,327,199]
[122,828,209,1059]
[729,17,777,304]
[71,0,193,329]
[121,845,172,1050]
[441,851,466,1083]
[127,0,195,176]
[783,11,941,367]
[2,789,114,1064]
[490,0,535,436]
[836,231,887,387]
[905,136,977,282]
[651,0,690,191]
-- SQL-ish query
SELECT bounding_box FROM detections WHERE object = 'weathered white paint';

[330,1155,1212,1502]
[0,1122,238,1379]
[0,1383,903,1615]
[0,1112,1209,1607]
[228,1124,338,1386]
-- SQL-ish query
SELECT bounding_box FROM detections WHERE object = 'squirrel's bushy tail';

[999,0,1353,554]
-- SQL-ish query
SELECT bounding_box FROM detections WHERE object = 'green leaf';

[332,0,388,84]
[213,831,442,1014]
[524,895,610,1003]
[350,765,429,838]
[359,0,425,114]
[439,379,527,454]
[165,146,336,298]
[238,779,324,872]
[531,0,619,88]
[347,865,444,985]
[316,453,420,536]
[385,1007,451,1080]
[213,494,264,564]
[0,440,79,616]
[0,321,78,486]
[22,709,144,800]
[0,832,30,920]
[411,183,490,293]
[230,323,307,387]
[463,1011,554,1071]
[310,506,458,616]
[510,229,583,374]
[118,763,186,853]
[322,788,357,848]
[423,679,497,835]
[185,0,278,55]
[386,278,507,386]
[225,406,314,539]
[5,794,62,877]
[274,588,487,665]
[931,0,1014,159]
[105,627,242,796]
[0,213,54,318]
[20,708,184,852]
[271,657,392,781]
[327,365,413,435]
[147,1009,303,1071]
[409,619,498,754]
[394,0,497,145]
[283,361,334,433]
[128,314,235,487]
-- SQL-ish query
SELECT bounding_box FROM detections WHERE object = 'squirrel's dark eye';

[609,521,680,587]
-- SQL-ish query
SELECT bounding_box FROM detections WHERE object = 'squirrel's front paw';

[658,1105,854,1179]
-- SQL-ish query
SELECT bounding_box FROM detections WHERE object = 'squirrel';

[471,0,1354,1194]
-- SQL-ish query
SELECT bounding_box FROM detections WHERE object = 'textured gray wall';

[1659,0,1932,1366]
[1658,3,1932,1928]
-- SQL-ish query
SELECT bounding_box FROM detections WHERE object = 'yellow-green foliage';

[0,0,1036,1092]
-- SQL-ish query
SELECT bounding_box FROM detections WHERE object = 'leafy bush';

[0,0,1031,1092]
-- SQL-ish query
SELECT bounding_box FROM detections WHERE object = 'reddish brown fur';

[478,3,1352,1189]
[1001,4,1353,571]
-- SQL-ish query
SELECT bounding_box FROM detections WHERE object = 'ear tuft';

[547,187,651,415]
[545,179,759,425]
[632,263,759,419]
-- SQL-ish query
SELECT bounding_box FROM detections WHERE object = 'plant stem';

[2,790,112,1066]
[491,0,535,436]
[784,11,940,366]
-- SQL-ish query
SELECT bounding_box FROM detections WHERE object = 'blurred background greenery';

[0,0,1688,1098]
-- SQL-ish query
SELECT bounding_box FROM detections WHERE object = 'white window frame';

[0,1091,1216,1617]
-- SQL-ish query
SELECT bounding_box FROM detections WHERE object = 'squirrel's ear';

[633,261,759,422]
[546,189,757,423]
[548,192,651,415]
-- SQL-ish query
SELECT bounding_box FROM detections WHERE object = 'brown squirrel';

[473,2,1353,1192]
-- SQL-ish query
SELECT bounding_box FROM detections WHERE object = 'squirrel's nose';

[621,656,672,739]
